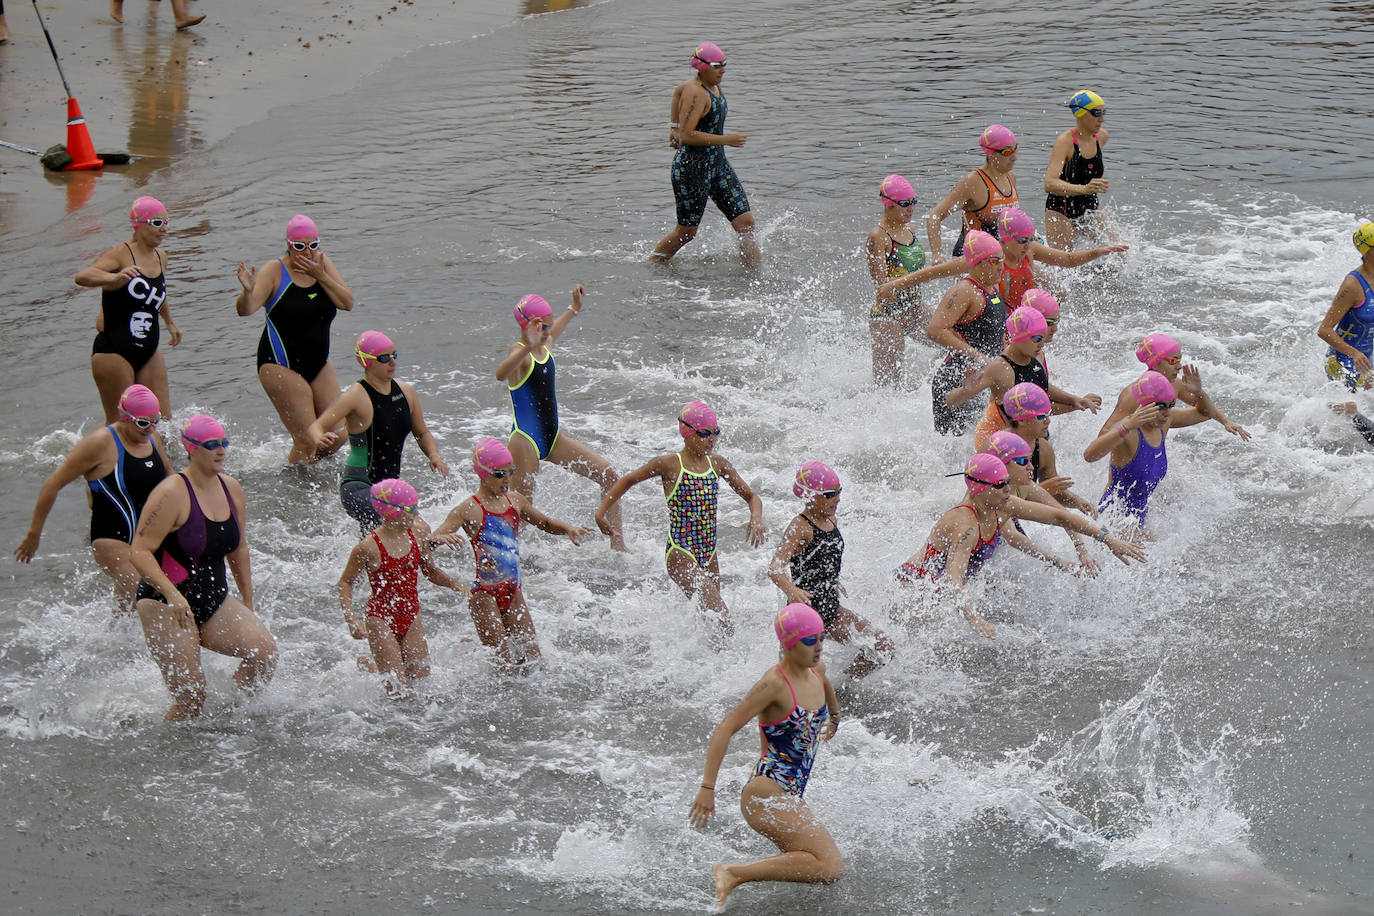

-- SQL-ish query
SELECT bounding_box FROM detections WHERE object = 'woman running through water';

[338,478,467,694]
[944,305,1101,450]
[895,453,1143,638]
[1001,382,1099,518]
[926,125,1019,261]
[689,603,842,908]
[435,439,591,673]
[595,400,765,638]
[1044,90,1119,250]
[308,331,449,535]
[651,41,760,265]
[130,415,278,719]
[1317,222,1374,444]
[235,214,353,464]
[1085,369,1219,533]
[926,231,1008,435]
[497,288,627,552]
[987,430,1101,575]
[15,384,172,614]
[866,174,931,386]
[769,461,895,679]
[1097,333,1250,441]
[77,196,183,422]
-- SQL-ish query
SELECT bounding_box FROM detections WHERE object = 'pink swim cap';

[678,400,718,438]
[963,230,1003,267]
[690,41,725,72]
[286,214,318,241]
[996,207,1035,240]
[978,124,1018,154]
[1002,382,1052,421]
[1005,306,1049,344]
[355,330,395,367]
[370,478,418,519]
[118,383,161,420]
[1021,288,1060,318]
[472,437,514,478]
[988,430,1032,463]
[513,294,553,328]
[1131,371,1175,406]
[964,453,1009,494]
[880,174,916,207]
[793,461,841,499]
[1136,333,1182,369]
[130,196,166,222]
[181,414,228,453]
[774,603,825,648]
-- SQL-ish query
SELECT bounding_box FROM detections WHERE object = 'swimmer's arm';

[999,514,1068,568]
[75,244,137,291]
[308,383,365,449]
[224,477,253,609]
[925,178,975,261]
[307,252,354,311]
[1047,382,1101,414]
[413,521,467,594]
[1084,405,1152,463]
[1317,275,1368,362]
[941,524,996,639]
[403,385,448,476]
[495,342,534,384]
[1043,132,1081,196]
[1171,365,1217,429]
[1030,240,1128,267]
[513,493,590,544]
[946,360,1007,408]
[235,259,280,316]
[15,434,113,562]
[129,479,193,610]
[875,257,967,305]
[690,674,786,828]
[677,85,740,147]
[433,499,481,541]
[547,285,583,345]
[156,253,183,344]
[767,517,813,603]
[337,538,378,638]
[819,662,840,740]
[1037,446,1097,516]
[668,83,685,148]
[865,229,894,285]
[1095,389,1134,438]
[595,457,668,534]
[927,286,982,358]
[716,456,766,547]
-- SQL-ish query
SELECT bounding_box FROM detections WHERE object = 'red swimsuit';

[366,530,422,640]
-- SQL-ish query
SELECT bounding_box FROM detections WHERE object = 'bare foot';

[0,15,10,42]
[163,703,200,721]
[175,14,205,30]
[610,534,630,553]
[355,653,379,673]
[712,862,741,908]
[1330,400,1359,417]
[109,1,123,23]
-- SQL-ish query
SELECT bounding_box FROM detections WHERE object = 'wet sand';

[0,0,514,236]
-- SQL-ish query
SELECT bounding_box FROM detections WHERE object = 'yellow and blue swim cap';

[1354,222,1374,255]
[1067,90,1106,116]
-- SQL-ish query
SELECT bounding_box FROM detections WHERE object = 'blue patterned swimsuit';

[752,666,829,798]
[671,88,751,228]
[664,453,718,568]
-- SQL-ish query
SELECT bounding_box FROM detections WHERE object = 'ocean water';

[2,0,1372,913]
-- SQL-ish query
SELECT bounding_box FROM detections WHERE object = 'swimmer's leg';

[667,549,732,637]
[198,596,279,698]
[714,778,843,906]
[109,1,123,24]
[500,587,541,667]
[133,348,173,421]
[91,352,136,425]
[136,597,208,719]
[827,605,895,680]
[170,0,205,29]
[507,431,542,503]
[90,539,142,616]
[399,617,431,683]
[546,434,628,552]
[468,589,517,670]
[364,614,408,691]
[1043,210,1074,250]
[307,361,347,457]
[258,364,330,464]
[869,316,905,387]
[730,212,761,266]
[651,224,699,262]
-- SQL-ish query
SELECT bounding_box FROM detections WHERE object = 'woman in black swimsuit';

[76,196,183,423]
[1043,90,1117,250]
[235,214,353,464]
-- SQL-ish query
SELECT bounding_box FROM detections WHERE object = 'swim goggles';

[289,239,322,251]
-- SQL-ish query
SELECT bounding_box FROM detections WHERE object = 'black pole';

[30,0,74,99]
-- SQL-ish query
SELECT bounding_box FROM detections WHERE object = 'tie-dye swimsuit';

[752,666,829,798]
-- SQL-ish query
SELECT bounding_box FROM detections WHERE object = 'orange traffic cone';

[62,97,104,171]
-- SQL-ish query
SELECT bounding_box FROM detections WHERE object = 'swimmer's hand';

[1039,475,1073,497]
[426,532,466,550]
[1074,543,1102,577]
[723,132,746,148]
[291,251,324,280]
[1084,178,1110,194]
[13,531,40,563]
[343,611,366,640]
[570,284,584,315]
[1178,364,1204,397]
[166,590,196,632]
[745,517,767,548]
[1105,534,1146,564]
[1073,393,1103,414]
[784,585,812,605]
[689,787,715,828]
[964,608,996,639]
[668,127,681,150]
[1355,352,1374,375]
[1222,418,1251,442]
[1125,402,1161,430]
[107,264,142,290]
[874,279,901,307]
[165,320,183,347]
[566,525,593,547]
[593,508,618,540]
[236,261,256,293]
[430,457,450,476]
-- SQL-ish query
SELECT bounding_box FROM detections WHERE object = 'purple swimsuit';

[1099,428,1168,525]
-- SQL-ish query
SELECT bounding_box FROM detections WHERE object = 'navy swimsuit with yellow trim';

[509,348,560,460]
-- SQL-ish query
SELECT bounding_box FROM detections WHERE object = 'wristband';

[1116,423,1127,439]
[700,784,714,791]
[1092,528,1108,543]
[669,122,680,128]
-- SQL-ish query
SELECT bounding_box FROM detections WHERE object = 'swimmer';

[1317,222,1374,443]
[1096,333,1250,441]
[877,209,1126,310]
[926,124,1019,262]
[130,415,278,719]
[927,231,1009,436]
[987,430,1101,575]
[689,603,842,908]
[338,479,468,694]
[1084,369,1219,532]
[308,331,449,536]
[894,453,1144,638]
[595,400,766,636]
[434,438,592,672]
[1001,382,1099,518]
[235,214,353,464]
[945,305,1101,451]
[867,174,933,386]
[497,288,627,552]
[14,384,172,614]
[77,196,183,423]
[769,462,895,679]
[1044,91,1120,250]
[652,41,760,265]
